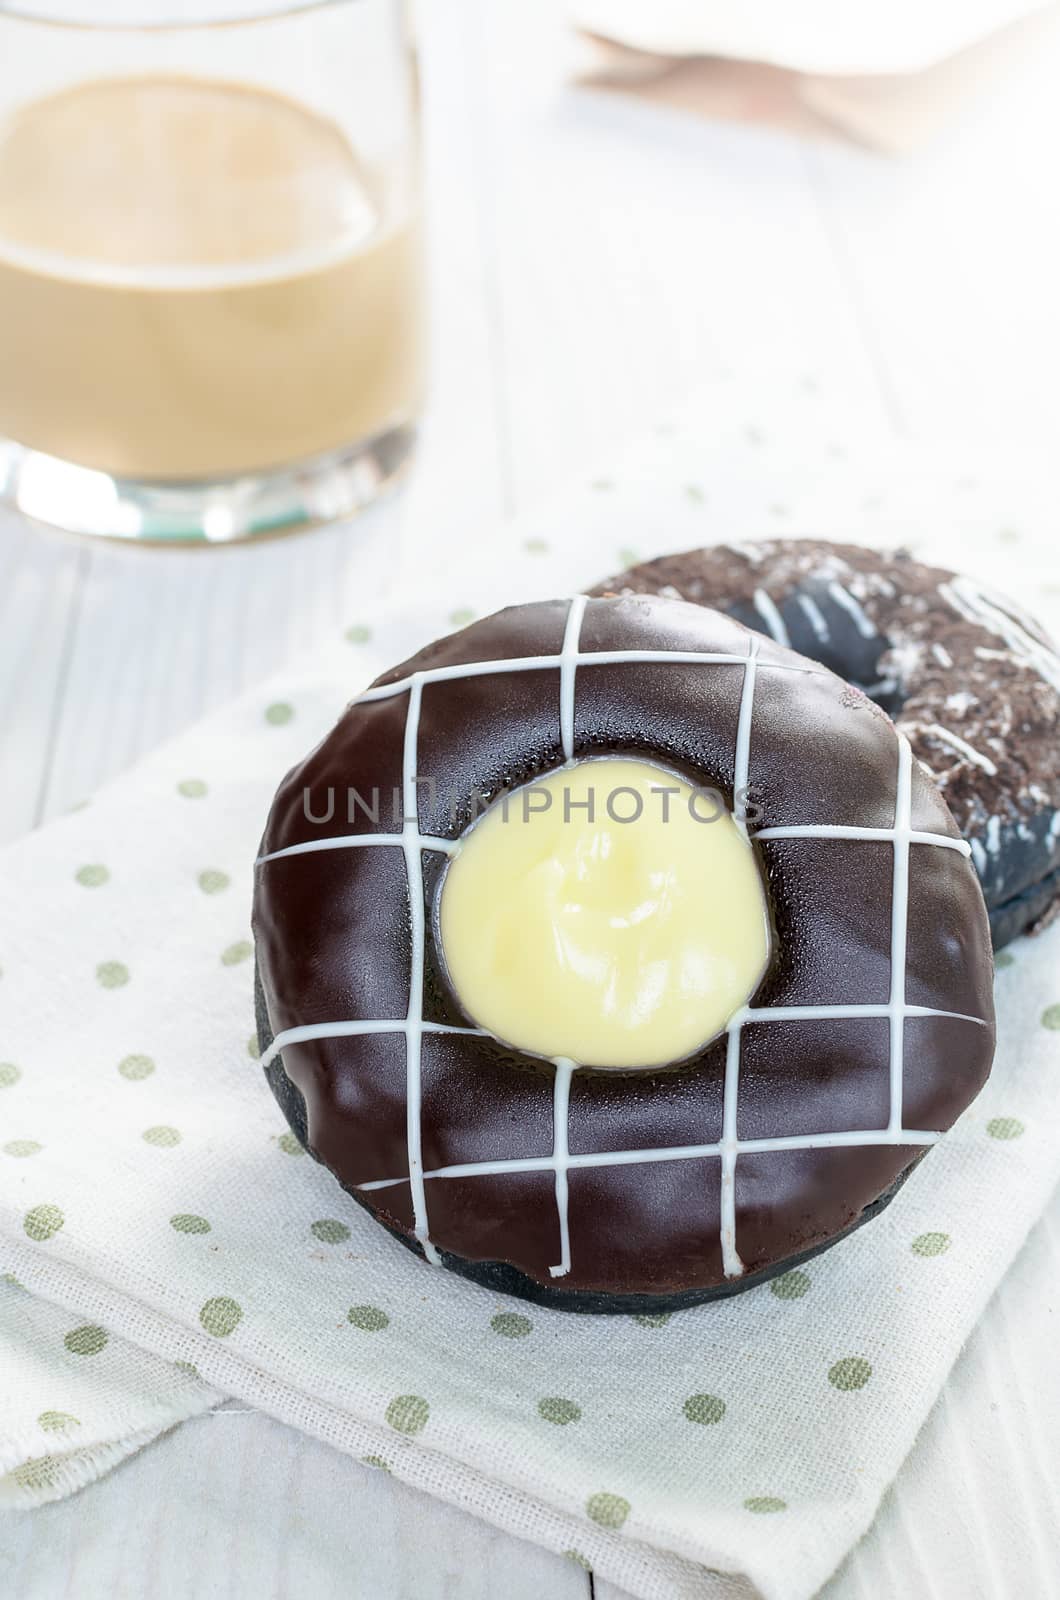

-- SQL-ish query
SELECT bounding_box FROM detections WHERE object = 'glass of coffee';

[0,0,425,542]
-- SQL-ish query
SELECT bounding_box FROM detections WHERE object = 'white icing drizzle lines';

[827,580,877,639]
[752,588,790,647]
[796,592,830,644]
[720,635,760,1277]
[264,999,985,1077]
[756,823,970,855]
[550,595,586,1274]
[259,597,990,1285]
[355,646,820,705]
[903,722,999,778]
[260,819,972,870]
[747,1002,983,1026]
[940,575,1060,693]
[549,1059,575,1278]
[888,735,913,1131]
[732,635,759,837]
[357,1125,946,1193]
[550,598,587,1274]
[257,832,455,865]
[719,1024,744,1278]
[258,1019,486,1074]
[401,676,439,1262]
[559,595,588,763]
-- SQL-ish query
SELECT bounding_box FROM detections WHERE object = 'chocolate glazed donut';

[253,596,996,1313]
[593,541,1060,950]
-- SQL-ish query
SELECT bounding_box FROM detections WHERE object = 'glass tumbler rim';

[0,0,375,33]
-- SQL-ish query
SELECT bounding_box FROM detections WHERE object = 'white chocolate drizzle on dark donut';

[255,595,991,1284]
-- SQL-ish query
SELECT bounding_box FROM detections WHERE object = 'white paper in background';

[1,383,1059,1600]
[569,0,1055,76]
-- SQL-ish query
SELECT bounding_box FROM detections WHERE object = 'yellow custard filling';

[439,757,771,1068]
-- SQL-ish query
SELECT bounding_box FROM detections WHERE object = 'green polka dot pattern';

[586,1492,630,1530]
[770,1270,811,1300]
[683,1394,726,1425]
[38,1411,79,1433]
[538,1397,581,1425]
[24,1204,63,1241]
[170,1214,211,1234]
[348,1305,389,1331]
[64,1325,107,1356]
[197,870,230,895]
[311,1219,351,1244]
[142,1126,181,1148]
[11,1456,59,1493]
[118,1054,155,1081]
[912,1232,951,1257]
[828,1357,873,1392]
[8,583,1060,1540]
[490,1312,532,1339]
[221,941,252,967]
[75,864,109,888]
[96,961,130,989]
[563,1551,592,1570]
[199,1297,243,1337]
[386,1395,429,1435]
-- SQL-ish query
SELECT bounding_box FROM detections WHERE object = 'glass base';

[0,422,418,545]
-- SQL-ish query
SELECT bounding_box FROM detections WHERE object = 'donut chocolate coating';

[592,540,1060,948]
[253,596,996,1310]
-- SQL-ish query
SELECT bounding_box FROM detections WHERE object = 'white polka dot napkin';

[2,402,1059,1600]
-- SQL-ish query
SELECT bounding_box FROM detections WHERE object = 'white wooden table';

[5,3,1060,1595]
